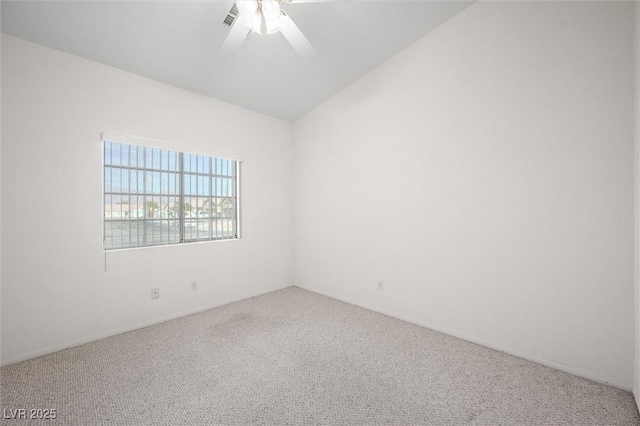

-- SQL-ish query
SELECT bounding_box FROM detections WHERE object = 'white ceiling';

[1,1,472,121]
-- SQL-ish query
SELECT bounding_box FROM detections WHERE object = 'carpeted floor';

[1,287,639,425]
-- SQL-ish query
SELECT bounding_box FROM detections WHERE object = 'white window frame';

[102,132,243,251]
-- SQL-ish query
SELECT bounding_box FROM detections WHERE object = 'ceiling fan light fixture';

[250,12,264,35]
[238,0,282,36]
[262,1,283,34]
[244,1,258,12]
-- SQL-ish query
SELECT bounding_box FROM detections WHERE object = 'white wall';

[1,35,294,364]
[294,2,636,389]
[0,24,4,365]
[634,0,640,406]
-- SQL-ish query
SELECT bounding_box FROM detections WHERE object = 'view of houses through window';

[103,140,239,250]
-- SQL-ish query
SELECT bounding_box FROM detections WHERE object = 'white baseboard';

[4,283,633,393]
[1,285,292,367]
[295,284,633,392]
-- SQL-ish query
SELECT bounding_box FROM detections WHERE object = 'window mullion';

[233,160,238,238]
[128,148,132,248]
[142,148,147,247]
[179,152,185,244]
[110,145,114,249]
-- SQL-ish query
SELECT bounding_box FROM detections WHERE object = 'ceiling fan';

[221,0,316,57]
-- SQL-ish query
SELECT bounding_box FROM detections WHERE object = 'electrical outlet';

[378,281,384,291]
[191,282,197,291]
[151,288,160,300]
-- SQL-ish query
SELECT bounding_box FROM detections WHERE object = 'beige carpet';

[1,287,639,425]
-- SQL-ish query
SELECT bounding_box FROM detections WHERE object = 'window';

[103,138,240,250]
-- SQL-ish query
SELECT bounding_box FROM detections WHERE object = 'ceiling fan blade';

[221,11,249,55]
[279,12,316,58]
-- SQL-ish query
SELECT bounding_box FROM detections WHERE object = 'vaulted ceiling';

[1,1,472,121]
